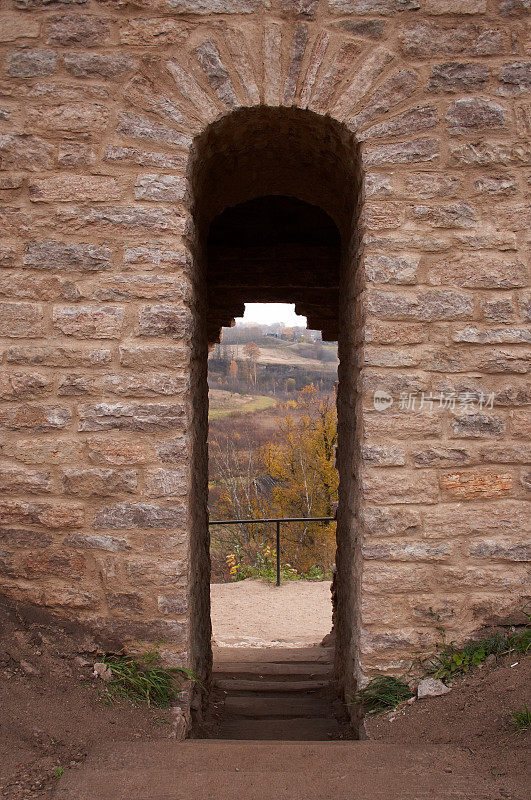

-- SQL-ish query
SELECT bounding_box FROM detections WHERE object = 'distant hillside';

[208,323,338,396]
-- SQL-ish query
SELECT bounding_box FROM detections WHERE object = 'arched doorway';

[187,107,363,708]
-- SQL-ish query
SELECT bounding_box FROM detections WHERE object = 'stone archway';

[187,106,363,699]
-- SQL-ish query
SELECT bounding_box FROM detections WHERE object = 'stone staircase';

[53,739,495,800]
[209,645,349,740]
[52,647,501,799]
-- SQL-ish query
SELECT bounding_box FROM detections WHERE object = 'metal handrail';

[208,516,335,586]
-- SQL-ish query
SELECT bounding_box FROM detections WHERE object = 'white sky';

[235,303,307,327]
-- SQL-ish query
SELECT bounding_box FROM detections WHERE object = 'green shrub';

[103,645,196,708]
[351,676,413,715]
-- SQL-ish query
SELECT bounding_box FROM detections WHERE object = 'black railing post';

[276,520,281,587]
[208,517,335,587]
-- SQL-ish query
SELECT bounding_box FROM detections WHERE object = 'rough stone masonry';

[0,0,529,712]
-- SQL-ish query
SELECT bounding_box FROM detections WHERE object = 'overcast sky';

[235,303,307,327]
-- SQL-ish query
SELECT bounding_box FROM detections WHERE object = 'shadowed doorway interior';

[188,107,363,714]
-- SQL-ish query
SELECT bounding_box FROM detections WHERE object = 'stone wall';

[0,0,529,698]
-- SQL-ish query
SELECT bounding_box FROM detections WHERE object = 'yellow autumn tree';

[261,384,338,573]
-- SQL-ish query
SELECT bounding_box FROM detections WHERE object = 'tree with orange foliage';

[261,384,338,573]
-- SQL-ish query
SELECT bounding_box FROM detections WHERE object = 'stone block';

[0,528,53,548]
[194,39,238,109]
[0,372,50,400]
[0,405,71,432]
[53,306,124,339]
[498,62,531,95]
[145,468,187,498]
[441,471,513,499]
[57,374,96,396]
[119,18,188,45]
[363,506,422,537]
[62,469,138,497]
[359,105,439,141]
[0,500,83,529]
[57,143,97,167]
[363,322,427,344]
[7,346,111,368]
[364,411,440,438]
[64,532,131,551]
[469,539,530,561]
[428,254,526,289]
[7,50,57,78]
[366,288,474,320]
[26,104,109,134]
[134,175,186,202]
[24,241,112,272]
[449,140,530,167]
[361,445,406,466]
[363,540,452,561]
[5,438,82,465]
[362,139,439,166]
[450,413,506,438]
[452,326,530,344]
[0,135,54,171]
[413,447,472,468]
[117,113,191,149]
[157,595,188,615]
[29,176,121,203]
[23,553,85,579]
[93,502,186,530]
[90,275,189,303]
[473,176,517,195]
[412,202,478,229]
[166,0,265,11]
[362,468,439,503]
[64,53,136,78]
[102,374,187,397]
[103,146,187,170]
[428,62,489,93]
[78,402,186,432]
[0,14,40,41]
[424,0,486,11]
[446,98,507,132]
[46,14,110,46]
[55,206,184,234]
[157,438,188,463]
[0,468,53,494]
[0,300,45,338]
[86,437,154,466]
[106,592,144,614]
[137,304,191,338]
[119,345,187,369]
[399,22,503,58]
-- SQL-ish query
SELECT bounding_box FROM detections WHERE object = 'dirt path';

[210,579,332,647]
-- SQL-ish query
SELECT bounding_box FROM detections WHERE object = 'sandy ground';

[210,579,332,647]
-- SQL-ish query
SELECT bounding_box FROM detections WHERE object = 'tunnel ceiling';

[206,196,341,343]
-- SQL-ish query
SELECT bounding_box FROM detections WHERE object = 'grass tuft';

[423,608,530,682]
[351,676,414,715]
[103,645,197,708]
[511,704,530,733]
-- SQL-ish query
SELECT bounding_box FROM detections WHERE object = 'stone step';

[213,717,342,740]
[215,678,329,693]
[213,661,332,679]
[213,646,332,664]
[53,740,489,800]
[223,695,332,718]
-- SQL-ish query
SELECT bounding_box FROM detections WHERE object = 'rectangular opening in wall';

[205,303,350,739]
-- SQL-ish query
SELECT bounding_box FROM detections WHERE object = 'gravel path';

[210,579,332,647]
